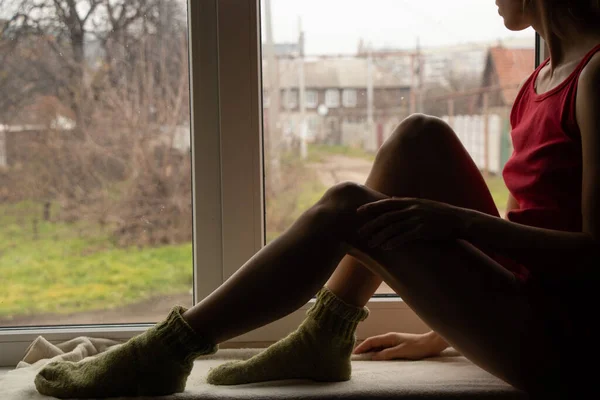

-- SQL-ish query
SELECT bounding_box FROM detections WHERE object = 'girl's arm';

[458,208,597,269]
[459,55,600,270]
[358,65,600,271]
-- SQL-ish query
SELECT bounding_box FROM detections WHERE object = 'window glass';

[305,90,318,108]
[261,0,534,295]
[325,89,340,108]
[284,89,298,109]
[343,89,358,108]
[0,0,193,325]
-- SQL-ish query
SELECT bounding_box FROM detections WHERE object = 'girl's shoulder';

[575,51,600,144]
[579,51,600,86]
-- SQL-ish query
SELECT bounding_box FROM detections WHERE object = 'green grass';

[306,144,376,163]
[265,171,328,243]
[484,174,510,211]
[0,204,192,319]
[0,160,510,320]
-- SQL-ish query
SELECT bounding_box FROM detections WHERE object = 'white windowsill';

[0,297,426,367]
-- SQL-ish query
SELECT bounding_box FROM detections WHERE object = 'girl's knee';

[312,182,386,228]
[377,114,455,160]
[318,182,373,212]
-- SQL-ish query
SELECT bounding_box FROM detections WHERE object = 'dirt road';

[307,154,372,186]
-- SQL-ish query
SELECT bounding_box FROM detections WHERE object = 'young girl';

[35,0,600,397]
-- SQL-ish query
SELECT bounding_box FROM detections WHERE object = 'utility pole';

[297,17,307,159]
[263,0,280,189]
[483,91,490,178]
[416,37,424,114]
[0,128,6,167]
[447,98,455,127]
[366,44,374,149]
[409,51,416,114]
[409,37,425,115]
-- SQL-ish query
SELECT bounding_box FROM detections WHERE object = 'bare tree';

[0,1,50,120]
[103,28,192,246]
[1,0,168,136]
[1,0,193,246]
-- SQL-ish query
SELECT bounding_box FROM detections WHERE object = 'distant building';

[272,42,303,58]
[0,96,75,168]
[358,44,487,89]
[481,46,536,110]
[360,37,534,90]
[263,57,411,146]
[476,46,536,170]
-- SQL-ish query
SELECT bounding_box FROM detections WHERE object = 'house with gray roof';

[263,57,411,148]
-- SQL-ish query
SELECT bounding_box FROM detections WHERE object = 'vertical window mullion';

[0,0,223,367]
[536,34,547,67]
[217,0,264,282]
[188,0,225,302]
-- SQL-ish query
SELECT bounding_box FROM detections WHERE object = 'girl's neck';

[537,24,600,71]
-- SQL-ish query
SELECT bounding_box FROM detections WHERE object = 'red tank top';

[501,44,600,277]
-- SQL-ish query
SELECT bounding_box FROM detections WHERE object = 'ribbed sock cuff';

[152,305,218,363]
[306,287,369,341]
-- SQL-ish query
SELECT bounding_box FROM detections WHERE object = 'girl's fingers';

[380,227,423,250]
[359,210,417,238]
[367,218,421,248]
[371,345,406,361]
[357,198,416,214]
[353,333,398,354]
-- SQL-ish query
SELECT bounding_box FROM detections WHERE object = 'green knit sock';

[207,287,369,385]
[35,306,218,398]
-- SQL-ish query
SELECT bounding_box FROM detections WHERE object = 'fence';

[339,114,510,175]
[441,114,510,175]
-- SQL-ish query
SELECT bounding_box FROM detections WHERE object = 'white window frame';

[325,89,340,108]
[342,88,358,108]
[0,1,542,367]
[305,89,318,108]
[0,0,233,366]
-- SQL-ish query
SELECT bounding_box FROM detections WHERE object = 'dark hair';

[544,0,600,35]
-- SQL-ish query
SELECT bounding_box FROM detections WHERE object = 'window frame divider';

[0,2,542,367]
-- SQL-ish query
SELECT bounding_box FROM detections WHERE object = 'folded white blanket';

[1,336,124,400]
[0,336,527,400]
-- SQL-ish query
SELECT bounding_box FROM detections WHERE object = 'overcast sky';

[264,0,535,54]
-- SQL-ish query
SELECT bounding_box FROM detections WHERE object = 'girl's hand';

[353,331,449,361]
[357,198,466,250]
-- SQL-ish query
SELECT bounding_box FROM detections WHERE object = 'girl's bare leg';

[326,114,502,307]
[196,116,548,392]
[184,114,502,342]
[35,116,548,398]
